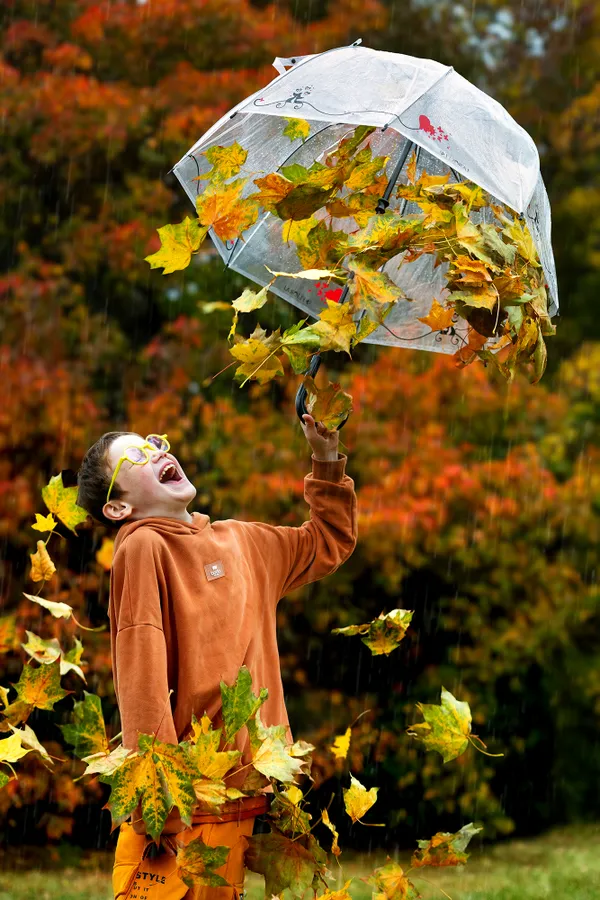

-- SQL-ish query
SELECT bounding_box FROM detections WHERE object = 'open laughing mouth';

[158,461,184,486]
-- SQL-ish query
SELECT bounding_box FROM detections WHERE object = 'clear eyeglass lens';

[126,447,147,463]
[147,435,168,451]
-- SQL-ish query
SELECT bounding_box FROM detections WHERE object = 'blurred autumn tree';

[1,0,599,854]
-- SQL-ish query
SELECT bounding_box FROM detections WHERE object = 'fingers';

[302,414,331,436]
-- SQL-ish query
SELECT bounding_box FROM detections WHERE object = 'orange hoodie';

[108,452,357,827]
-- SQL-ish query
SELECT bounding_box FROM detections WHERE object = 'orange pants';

[112,819,256,900]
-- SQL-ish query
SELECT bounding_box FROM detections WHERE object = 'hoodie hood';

[113,511,211,555]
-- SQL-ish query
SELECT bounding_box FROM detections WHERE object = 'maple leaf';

[81,744,132,778]
[182,716,240,782]
[345,211,415,266]
[307,300,357,356]
[325,125,377,165]
[406,149,418,185]
[276,182,339,222]
[329,726,351,760]
[332,609,413,656]
[502,218,540,267]
[192,778,229,812]
[21,631,61,664]
[294,221,349,270]
[31,513,57,533]
[251,173,295,215]
[411,822,482,868]
[418,300,456,332]
[452,203,495,265]
[101,734,196,840]
[8,723,52,763]
[479,223,516,266]
[280,320,321,375]
[176,834,231,889]
[343,774,382,824]
[199,142,248,182]
[366,858,420,899]
[0,615,17,655]
[41,472,88,534]
[303,375,353,431]
[344,147,389,193]
[280,160,338,189]
[269,789,312,837]
[60,691,109,759]
[282,117,310,142]
[345,258,405,318]
[229,325,284,386]
[2,660,69,726]
[144,216,208,275]
[352,303,395,346]
[246,706,288,754]
[95,536,114,571]
[0,732,32,764]
[321,807,342,857]
[220,666,269,743]
[196,178,259,242]
[29,541,56,583]
[252,734,305,784]
[232,285,270,312]
[319,881,353,900]
[407,687,473,762]
[244,831,327,900]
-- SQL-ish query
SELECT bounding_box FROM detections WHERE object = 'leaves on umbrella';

[418,300,456,332]
[282,117,310,142]
[411,822,482,868]
[332,609,413,656]
[307,300,357,355]
[266,265,342,281]
[199,142,247,182]
[303,376,353,431]
[243,831,327,900]
[176,835,231,889]
[196,178,259,242]
[60,691,109,759]
[230,325,285,385]
[280,320,321,374]
[343,773,381,824]
[502,218,540,266]
[220,665,268,743]
[29,541,56,583]
[345,258,405,317]
[41,472,88,534]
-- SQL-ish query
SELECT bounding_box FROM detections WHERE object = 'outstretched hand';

[301,414,339,462]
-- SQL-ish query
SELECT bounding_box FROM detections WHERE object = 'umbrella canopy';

[170,40,558,357]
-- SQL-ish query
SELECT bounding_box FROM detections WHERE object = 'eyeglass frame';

[106,434,170,505]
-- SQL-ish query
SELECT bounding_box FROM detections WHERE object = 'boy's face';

[102,433,197,524]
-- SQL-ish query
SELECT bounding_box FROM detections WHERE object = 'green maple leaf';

[332,609,413,656]
[220,666,268,743]
[280,319,321,374]
[60,691,109,759]
[411,822,482,868]
[8,660,69,715]
[282,117,310,142]
[42,473,88,534]
[201,142,247,182]
[407,687,473,762]
[244,831,326,900]
[144,217,208,275]
[176,835,231,889]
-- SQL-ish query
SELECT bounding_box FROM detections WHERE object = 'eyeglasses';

[106,434,170,505]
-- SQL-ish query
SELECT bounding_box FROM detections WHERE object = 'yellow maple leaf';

[343,774,382,825]
[282,117,310,142]
[303,376,353,432]
[31,513,57,533]
[196,178,259,242]
[29,541,56,583]
[145,216,208,275]
[321,808,342,857]
[200,142,248,182]
[251,172,295,215]
[418,300,456,332]
[502,218,541,267]
[41,473,88,534]
[309,301,357,355]
[0,732,32,764]
[329,727,351,760]
[95,537,114,571]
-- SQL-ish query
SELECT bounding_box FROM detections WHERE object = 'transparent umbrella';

[169,38,558,420]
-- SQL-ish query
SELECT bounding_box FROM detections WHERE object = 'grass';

[0,823,598,899]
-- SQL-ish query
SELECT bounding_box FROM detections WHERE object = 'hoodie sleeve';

[111,533,179,750]
[241,452,357,601]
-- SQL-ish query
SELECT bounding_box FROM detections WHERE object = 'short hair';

[76,431,135,529]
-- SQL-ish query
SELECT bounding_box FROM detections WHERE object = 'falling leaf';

[60,691,109,759]
[343,774,381,824]
[198,301,232,314]
[21,631,61,664]
[196,178,259,242]
[101,734,196,841]
[407,687,473,762]
[269,790,312,837]
[303,376,353,431]
[0,616,17,655]
[366,859,420,899]
[144,216,208,275]
[29,541,57,583]
[411,822,482,868]
[321,808,342,857]
[329,727,351,760]
[0,732,32,764]
[418,300,456,332]
[332,609,413,656]
[2,660,68,726]
[0,771,9,789]
[230,325,284,385]
[220,666,268,743]
[232,285,270,313]
[31,513,57,533]
[282,117,310,142]
[9,723,52,763]
[95,537,114,571]
[319,881,353,900]
[176,835,231,889]
[23,592,73,620]
[42,473,88,534]
[244,831,327,900]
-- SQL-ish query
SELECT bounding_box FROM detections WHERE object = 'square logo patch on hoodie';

[204,560,225,581]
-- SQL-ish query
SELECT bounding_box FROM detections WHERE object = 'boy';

[76,413,357,899]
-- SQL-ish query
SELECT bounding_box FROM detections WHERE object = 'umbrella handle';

[295,353,348,431]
